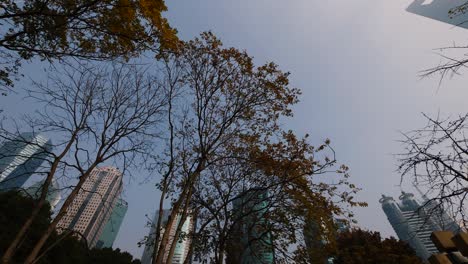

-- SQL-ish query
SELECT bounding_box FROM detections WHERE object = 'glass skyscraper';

[380,191,460,261]
[406,0,468,30]
[0,133,52,191]
[95,198,128,249]
[226,189,275,264]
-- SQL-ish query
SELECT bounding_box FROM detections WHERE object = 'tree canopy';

[331,229,423,264]
[0,0,179,94]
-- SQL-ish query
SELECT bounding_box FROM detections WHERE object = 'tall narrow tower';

[0,133,52,190]
[57,167,123,248]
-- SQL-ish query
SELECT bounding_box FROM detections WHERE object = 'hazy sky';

[3,0,468,259]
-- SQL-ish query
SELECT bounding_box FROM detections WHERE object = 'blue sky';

[3,0,468,259]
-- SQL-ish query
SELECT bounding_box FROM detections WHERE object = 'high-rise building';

[0,133,52,190]
[380,191,460,261]
[23,180,62,210]
[56,167,123,248]
[406,0,468,30]
[141,210,195,264]
[226,189,275,264]
[95,198,128,249]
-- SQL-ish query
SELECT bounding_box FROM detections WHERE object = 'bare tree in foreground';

[398,113,468,229]
[423,2,468,78]
[1,63,167,264]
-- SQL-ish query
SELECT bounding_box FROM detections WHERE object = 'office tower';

[380,191,460,260]
[226,189,275,264]
[406,0,468,30]
[141,210,195,264]
[0,133,52,190]
[56,167,123,248]
[23,180,62,210]
[95,198,128,249]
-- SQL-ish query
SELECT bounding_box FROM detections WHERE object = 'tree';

[331,229,423,264]
[1,63,167,263]
[0,191,140,264]
[89,248,141,264]
[189,133,363,264]
[398,113,468,228]
[422,1,468,78]
[0,0,179,95]
[0,190,52,263]
[145,32,365,264]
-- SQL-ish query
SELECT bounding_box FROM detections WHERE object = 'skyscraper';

[380,191,460,261]
[406,0,468,30]
[0,133,52,190]
[23,180,62,210]
[141,210,195,264]
[226,189,275,264]
[95,198,128,249]
[56,166,123,248]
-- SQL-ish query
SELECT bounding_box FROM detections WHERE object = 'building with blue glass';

[0,133,52,190]
[226,189,275,264]
[406,0,468,30]
[95,198,128,249]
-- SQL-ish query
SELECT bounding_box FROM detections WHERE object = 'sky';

[2,0,468,259]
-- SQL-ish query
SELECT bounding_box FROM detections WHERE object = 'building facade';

[0,133,52,190]
[141,210,195,264]
[95,198,128,249]
[406,0,468,30]
[56,167,123,248]
[380,191,460,261]
[23,180,62,210]
[226,189,275,264]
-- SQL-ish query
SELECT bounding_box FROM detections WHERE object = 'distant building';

[141,210,195,264]
[23,180,62,210]
[56,167,123,248]
[0,133,52,190]
[95,198,128,249]
[226,189,275,264]
[406,0,468,29]
[380,191,460,261]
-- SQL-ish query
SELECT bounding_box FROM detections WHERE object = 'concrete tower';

[56,167,123,248]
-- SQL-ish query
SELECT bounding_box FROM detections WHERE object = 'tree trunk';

[1,198,45,264]
[166,193,191,263]
[153,161,205,264]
